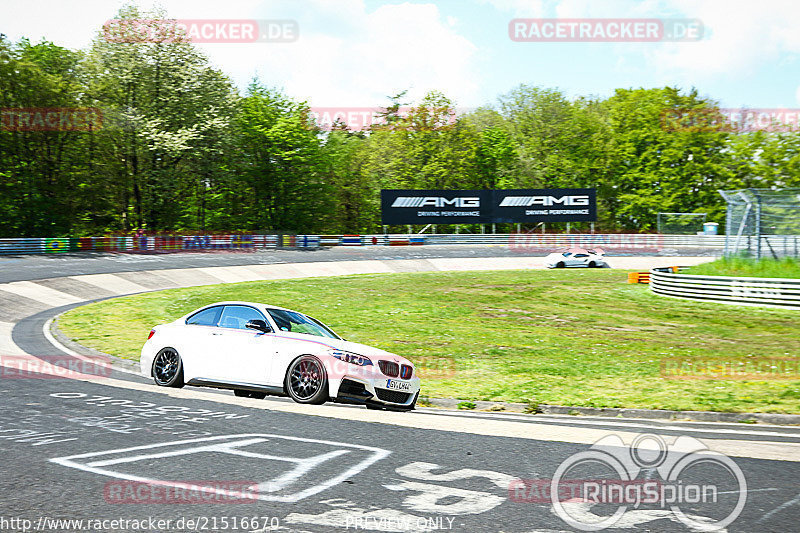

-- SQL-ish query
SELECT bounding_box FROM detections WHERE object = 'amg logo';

[499,195,590,207]
[391,197,481,208]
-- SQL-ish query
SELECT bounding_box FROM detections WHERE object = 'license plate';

[386,379,411,391]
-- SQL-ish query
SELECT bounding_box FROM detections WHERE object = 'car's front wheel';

[588,261,596,268]
[152,347,184,388]
[556,261,565,268]
[285,355,328,405]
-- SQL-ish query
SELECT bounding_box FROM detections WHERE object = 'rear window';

[186,306,222,326]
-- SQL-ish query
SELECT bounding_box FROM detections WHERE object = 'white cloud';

[796,85,800,106]
[3,0,479,108]
[474,0,545,17]
[2,0,127,49]
[204,1,480,107]
[646,0,800,86]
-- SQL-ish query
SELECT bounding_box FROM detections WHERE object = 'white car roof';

[184,301,295,318]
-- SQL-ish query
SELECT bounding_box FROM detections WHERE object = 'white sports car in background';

[141,301,420,411]
[545,248,609,268]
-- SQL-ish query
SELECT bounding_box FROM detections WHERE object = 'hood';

[275,332,408,362]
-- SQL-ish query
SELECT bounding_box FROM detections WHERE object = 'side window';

[186,306,222,326]
[218,305,266,330]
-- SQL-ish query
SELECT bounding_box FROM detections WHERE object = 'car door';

[572,253,590,266]
[180,305,224,378]
[207,305,275,385]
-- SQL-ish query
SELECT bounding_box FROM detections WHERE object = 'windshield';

[267,309,340,339]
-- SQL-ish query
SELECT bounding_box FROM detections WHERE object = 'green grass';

[689,256,800,279]
[58,269,800,413]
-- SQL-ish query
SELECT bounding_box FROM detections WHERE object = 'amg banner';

[381,188,596,224]
[492,188,596,223]
[381,189,491,224]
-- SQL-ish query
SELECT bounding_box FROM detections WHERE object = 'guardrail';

[0,232,743,256]
[650,268,800,309]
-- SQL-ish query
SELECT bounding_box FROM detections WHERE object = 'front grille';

[375,388,411,404]
[378,360,399,377]
[400,364,413,379]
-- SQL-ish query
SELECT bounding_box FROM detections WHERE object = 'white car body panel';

[141,301,421,409]
[545,248,608,269]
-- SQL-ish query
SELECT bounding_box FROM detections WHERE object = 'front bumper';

[139,342,156,378]
[334,375,421,410]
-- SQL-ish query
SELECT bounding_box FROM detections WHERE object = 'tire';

[152,347,184,388]
[556,261,565,268]
[588,261,596,268]
[285,355,328,405]
[234,389,267,400]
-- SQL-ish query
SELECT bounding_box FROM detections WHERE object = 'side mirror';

[245,319,271,333]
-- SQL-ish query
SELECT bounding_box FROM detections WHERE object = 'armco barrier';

[0,232,735,256]
[650,269,800,309]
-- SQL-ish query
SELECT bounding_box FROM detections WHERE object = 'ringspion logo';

[516,433,747,531]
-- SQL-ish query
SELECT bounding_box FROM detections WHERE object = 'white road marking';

[0,280,84,306]
[385,480,505,515]
[28,366,800,463]
[69,273,149,295]
[427,410,800,440]
[0,321,26,356]
[554,501,726,532]
[284,500,444,532]
[51,433,390,503]
[194,266,262,283]
[42,318,141,376]
[395,462,519,489]
[757,491,800,523]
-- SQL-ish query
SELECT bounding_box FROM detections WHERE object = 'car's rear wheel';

[556,261,565,268]
[588,261,596,268]
[285,355,328,405]
[152,347,184,388]
[234,389,267,399]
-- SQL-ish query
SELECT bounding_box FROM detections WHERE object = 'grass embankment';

[59,270,800,413]
[689,257,800,279]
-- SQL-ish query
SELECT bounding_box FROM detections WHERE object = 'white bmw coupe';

[140,301,421,411]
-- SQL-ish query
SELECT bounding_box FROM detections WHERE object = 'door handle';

[211,332,222,336]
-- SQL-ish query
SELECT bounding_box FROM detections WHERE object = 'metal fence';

[657,212,707,234]
[650,268,800,309]
[720,188,800,258]
[0,232,730,256]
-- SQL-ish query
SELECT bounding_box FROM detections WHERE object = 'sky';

[2,0,799,110]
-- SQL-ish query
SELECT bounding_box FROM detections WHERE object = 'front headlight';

[330,350,373,367]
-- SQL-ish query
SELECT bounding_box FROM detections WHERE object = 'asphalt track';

[1,246,799,533]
